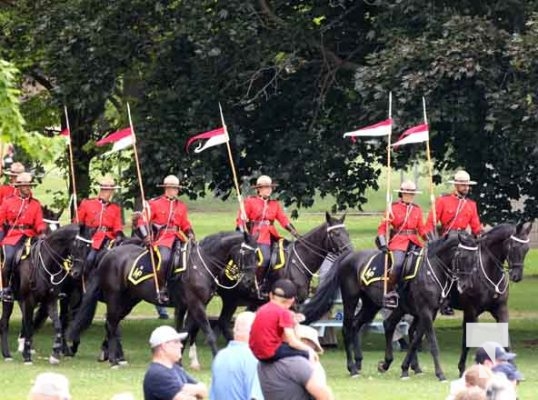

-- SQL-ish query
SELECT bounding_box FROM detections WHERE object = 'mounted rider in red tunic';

[138,175,195,304]
[76,176,124,273]
[236,175,299,290]
[425,170,483,315]
[376,180,427,308]
[0,173,46,301]
[425,170,482,237]
[0,162,25,206]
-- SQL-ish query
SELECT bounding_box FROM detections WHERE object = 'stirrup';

[0,289,13,303]
[383,291,399,309]
[157,289,169,304]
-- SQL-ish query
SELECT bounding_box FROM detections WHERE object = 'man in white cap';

[76,175,124,273]
[376,180,427,308]
[143,325,207,400]
[138,175,195,303]
[425,170,482,315]
[29,372,71,400]
[236,175,299,292]
[0,172,46,301]
[0,161,25,206]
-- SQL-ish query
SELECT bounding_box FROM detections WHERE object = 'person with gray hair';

[28,372,71,400]
[210,311,263,400]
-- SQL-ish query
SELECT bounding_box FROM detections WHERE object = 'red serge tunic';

[0,193,46,245]
[146,196,192,248]
[377,201,426,252]
[0,185,17,206]
[237,196,290,245]
[425,193,481,236]
[76,198,123,250]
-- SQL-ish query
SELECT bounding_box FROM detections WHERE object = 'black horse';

[453,222,532,375]
[0,224,79,364]
[303,233,478,380]
[212,212,352,341]
[67,231,258,367]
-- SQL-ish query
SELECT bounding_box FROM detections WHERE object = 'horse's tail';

[66,278,100,342]
[302,252,347,324]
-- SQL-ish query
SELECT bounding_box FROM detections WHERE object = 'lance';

[383,92,393,299]
[64,106,79,222]
[422,97,437,230]
[126,103,162,300]
[218,103,248,231]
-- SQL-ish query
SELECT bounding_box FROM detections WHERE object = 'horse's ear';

[521,221,533,235]
[325,211,332,224]
[340,212,347,223]
[54,207,65,220]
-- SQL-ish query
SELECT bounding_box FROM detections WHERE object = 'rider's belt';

[11,224,31,230]
[392,229,417,236]
[445,228,465,234]
[251,220,274,226]
[97,227,113,232]
[163,226,179,232]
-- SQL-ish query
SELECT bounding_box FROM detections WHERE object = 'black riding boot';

[157,246,172,304]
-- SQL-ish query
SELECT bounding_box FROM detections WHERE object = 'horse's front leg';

[378,306,405,373]
[458,306,477,376]
[184,289,217,356]
[0,300,15,360]
[20,299,36,364]
[47,299,63,364]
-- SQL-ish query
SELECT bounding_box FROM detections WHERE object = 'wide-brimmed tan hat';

[157,175,181,188]
[394,180,422,194]
[295,324,324,354]
[13,172,36,186]
[448,170,477,185]
[98,176,120,190]
[4,162,25,176]
[254,175,278,189]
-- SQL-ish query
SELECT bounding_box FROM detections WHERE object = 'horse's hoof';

[413,368,423,375]
[49,356,60,365]
[438,375,447,382]
[400,371,410,380]
[17,338,24,353]
[111,365,120,369]
[118,360,128,366]
[190,361,201,371]
[97,351,108,362]
[4,357,13,362]
[377,361,388,373]
[24,361,33,366]
[350,373,360,379]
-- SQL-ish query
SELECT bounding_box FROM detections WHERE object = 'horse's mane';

[482,223,515,243]
[199,231,243,250]
[426,234,459,257]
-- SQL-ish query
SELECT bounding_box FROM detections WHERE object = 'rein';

[32,239,71,286]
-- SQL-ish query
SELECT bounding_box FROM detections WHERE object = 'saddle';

[359,249,423,286]
[127,248,163,286]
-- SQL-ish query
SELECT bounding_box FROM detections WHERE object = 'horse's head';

[504,222,532,282]
[69,224,93,280]
[324,211,352,255]
[453,232,480,291]
[42,205,64,233]
[233,232,259,290]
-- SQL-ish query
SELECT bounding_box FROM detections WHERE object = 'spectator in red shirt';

[249,279,316,363]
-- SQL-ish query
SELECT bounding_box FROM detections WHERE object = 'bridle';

[288,222,351,278]
[194,239,258,290]
[476,233,529,294]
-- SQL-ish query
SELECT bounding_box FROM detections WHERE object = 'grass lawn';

[1,170,534,399]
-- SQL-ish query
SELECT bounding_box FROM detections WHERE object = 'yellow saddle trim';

[172,244,187,274]
[402,248,424,281]
[20,238,33,261]
[360,251,394,286]
[256,239,286,270]
[127,248,162,286]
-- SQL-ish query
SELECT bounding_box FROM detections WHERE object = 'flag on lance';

[96,127,134,153]
[185,127,229,153]
[392,123,429,147]
[343,119,393,138]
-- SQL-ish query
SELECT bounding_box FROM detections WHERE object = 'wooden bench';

[310,319,409,338]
